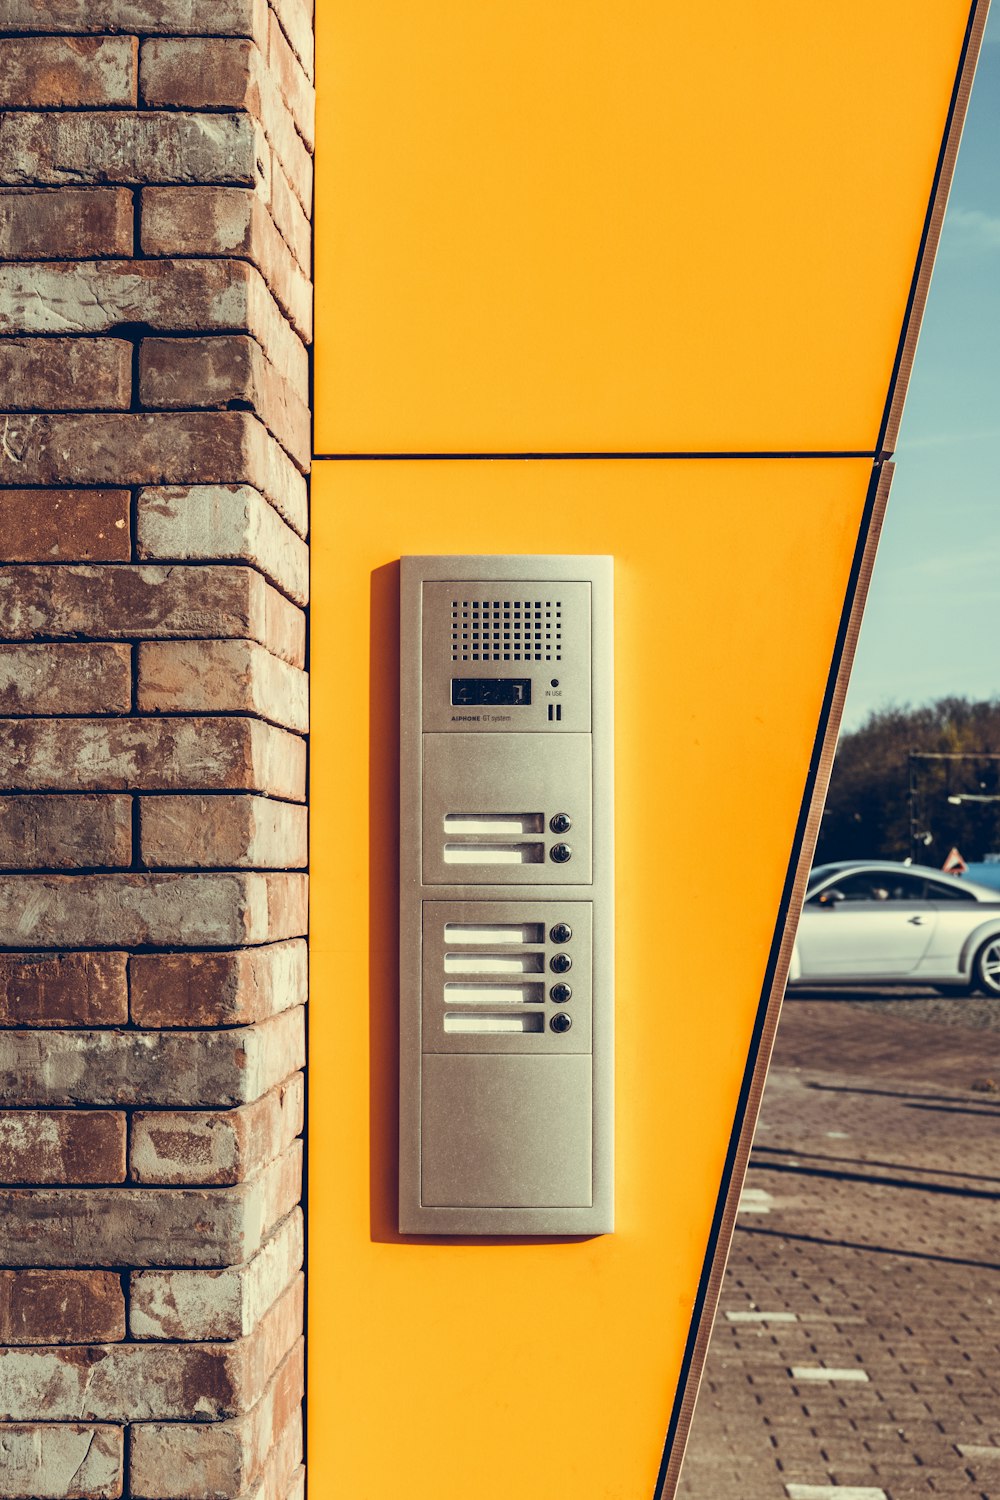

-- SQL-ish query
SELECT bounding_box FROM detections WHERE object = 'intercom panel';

[399,556,613,1234]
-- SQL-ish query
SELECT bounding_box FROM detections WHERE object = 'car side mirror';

[817,888,845,906]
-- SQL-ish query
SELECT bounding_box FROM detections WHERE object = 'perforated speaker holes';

[451,599,562,663]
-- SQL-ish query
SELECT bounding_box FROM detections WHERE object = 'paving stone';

[677,996,1000,1500]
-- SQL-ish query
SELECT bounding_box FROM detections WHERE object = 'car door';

[796,871,938,978]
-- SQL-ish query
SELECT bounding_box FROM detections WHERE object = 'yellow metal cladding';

[309,458,874,1497]
[315,2,973,457]
[310,1,984,1495]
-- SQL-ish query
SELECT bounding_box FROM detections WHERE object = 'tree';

[816,697,1000,864]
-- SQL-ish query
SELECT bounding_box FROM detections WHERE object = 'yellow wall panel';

[314,1,971,455]
[309,457,875,1498]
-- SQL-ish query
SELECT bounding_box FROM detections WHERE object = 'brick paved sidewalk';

[677,994,1000,1500]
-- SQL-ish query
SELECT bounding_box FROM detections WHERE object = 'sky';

[840,10,1000,731]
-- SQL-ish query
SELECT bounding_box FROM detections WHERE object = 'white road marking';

[725,1310,798,1323]
[958,1445,1000,1460]
[790,1366,869,1382]
[738,1187,773,1214]
[785,1487,887,1499]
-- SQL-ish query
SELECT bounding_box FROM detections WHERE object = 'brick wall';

[0,4,311,1497]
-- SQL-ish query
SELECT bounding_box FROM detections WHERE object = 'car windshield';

[806,864,839,892]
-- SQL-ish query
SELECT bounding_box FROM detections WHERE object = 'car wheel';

[972,936,1000,997]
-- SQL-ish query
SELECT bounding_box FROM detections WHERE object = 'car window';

[813,872,929,904]
[924,878,977,902]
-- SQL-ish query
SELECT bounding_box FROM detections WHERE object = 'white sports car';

[789,860,1000,994]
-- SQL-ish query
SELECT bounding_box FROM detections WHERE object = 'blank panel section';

[421,1053,592,1207]
[315,1,970,453]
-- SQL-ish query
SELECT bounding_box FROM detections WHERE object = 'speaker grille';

[451,599,562,662]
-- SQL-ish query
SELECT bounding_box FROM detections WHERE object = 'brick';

[270,0,315,81]
[0,565,304,664]
[0,410,306,536]
[0,643,131,715]
[140,187,311,335]
[0,1139,301,1270]
[131,1209,302,1340]
[140,795,308,871]
[0,0,269,40]
[136,486,307,606]
[139,336,310,470]
[245,1403,305,1500]
[267,152,310,272]
[268,8,315,149]
[0,717,305,798]
[0,794,131,870]
[131,1340,302,1499]
[0,111,267,193]
[0,952,128,1028]
[0,1008,305,1108]
[0,1423,122,1499]
[129,941,306,1028]
[0,1110,125,1185]
[0,490,130,562]
[12,259,302,392]
[138,640,308,730]
[0,1275,302,1423]
[285,1464,305,1500]
[0,338,131,412]
[140,39,312,215]
[0,871,307,949]
[0,188,133,260]
[0,258,308,402]
[131,1074,304,1185]
[0,36,138,109]
[0,1270,125,1345]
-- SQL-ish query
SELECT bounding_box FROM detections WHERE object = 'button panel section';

[423,901,592,1055]
[422,733,593,885]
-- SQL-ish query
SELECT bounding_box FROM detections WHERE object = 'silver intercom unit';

[399,555,613,1235]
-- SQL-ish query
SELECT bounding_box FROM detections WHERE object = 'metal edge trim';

[879,0,991,456]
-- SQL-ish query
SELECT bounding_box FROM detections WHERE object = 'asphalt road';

[677,988,1000,1500]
